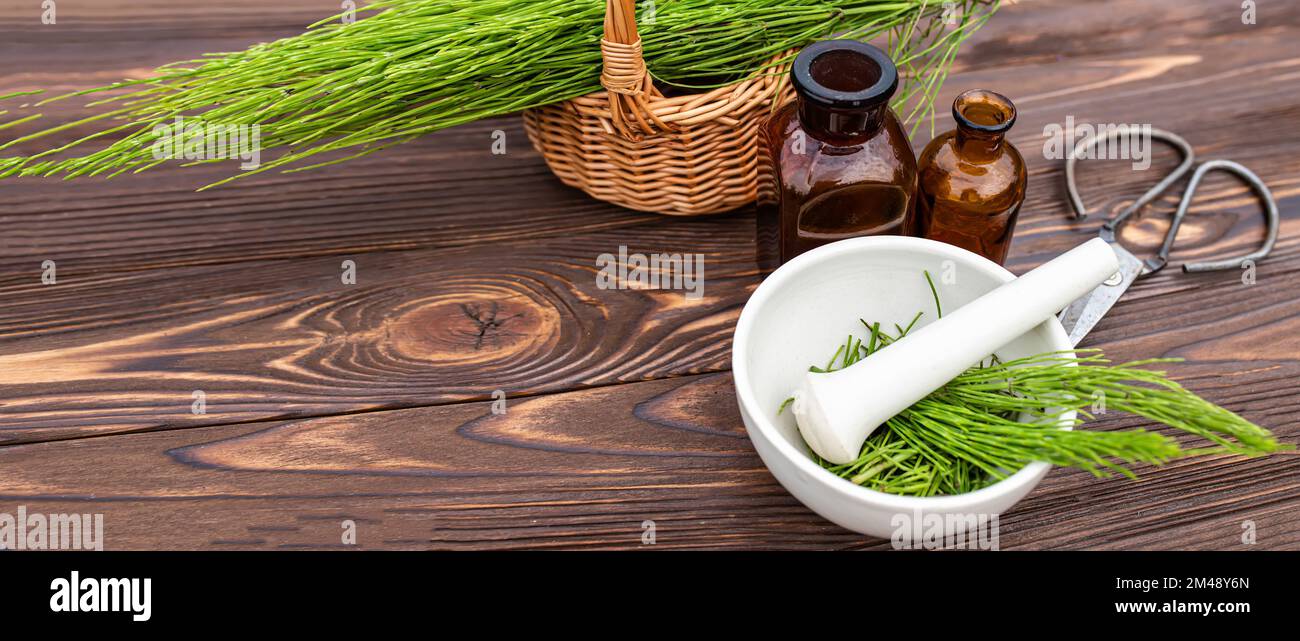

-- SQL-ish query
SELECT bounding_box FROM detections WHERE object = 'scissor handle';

[1155,159,1279,273]
[1065,127,1196,223]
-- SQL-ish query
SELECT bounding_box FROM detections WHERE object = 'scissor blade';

[1058,242,1144,346]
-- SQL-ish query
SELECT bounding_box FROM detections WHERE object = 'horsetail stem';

[781,271,1288,496]
[0,0,999,187]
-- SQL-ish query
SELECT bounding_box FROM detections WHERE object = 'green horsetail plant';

[0,0,999,188]
[781,273,1288,497]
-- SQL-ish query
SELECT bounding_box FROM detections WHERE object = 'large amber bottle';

[757,40,918,269]
[915,90,1027,265]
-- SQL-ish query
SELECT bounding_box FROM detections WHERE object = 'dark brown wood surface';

[0,0,1297,549]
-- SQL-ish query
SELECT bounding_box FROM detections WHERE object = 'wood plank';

[0,221,755,442]
[1,369,1294,550]
[0,119,646,278]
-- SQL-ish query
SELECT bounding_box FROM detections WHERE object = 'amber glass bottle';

[756,40,918,269]
[915,90,1027,265]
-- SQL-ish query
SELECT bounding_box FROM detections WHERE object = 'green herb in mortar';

[780,273,1287,496]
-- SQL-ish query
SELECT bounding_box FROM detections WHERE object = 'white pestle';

[791,237,1121,464]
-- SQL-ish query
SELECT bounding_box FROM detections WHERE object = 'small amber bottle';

[757,40,918,269]
[916,90,1027,265]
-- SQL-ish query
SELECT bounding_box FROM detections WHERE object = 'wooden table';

[0,0,1296,550]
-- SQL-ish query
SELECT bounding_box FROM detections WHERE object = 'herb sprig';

[781,272,1288,496]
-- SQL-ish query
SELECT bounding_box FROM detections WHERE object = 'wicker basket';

[522,0,794,216]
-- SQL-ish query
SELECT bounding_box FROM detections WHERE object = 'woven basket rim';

[521,0,798,217]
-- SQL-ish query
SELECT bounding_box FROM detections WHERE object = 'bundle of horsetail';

[780,274,1288,497]
[0,0,998,188]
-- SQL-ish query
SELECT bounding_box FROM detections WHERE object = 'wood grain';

[1,198,1298,446]
[0,223,756,442]
[0,0,1298,549]
[1,370,1295,550]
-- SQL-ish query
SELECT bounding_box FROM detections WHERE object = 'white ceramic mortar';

[732,236,1091,539]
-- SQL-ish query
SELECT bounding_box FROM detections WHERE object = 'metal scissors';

[1057,128,1280,346]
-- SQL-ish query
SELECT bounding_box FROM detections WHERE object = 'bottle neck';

[798,97,887,146]
[954,126,1005,160]
[949,89,1017,162]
